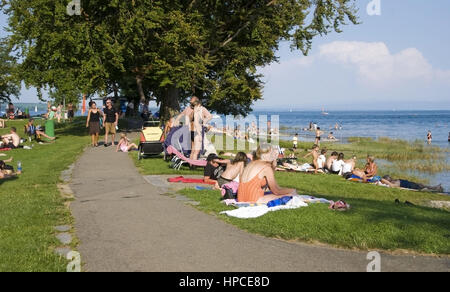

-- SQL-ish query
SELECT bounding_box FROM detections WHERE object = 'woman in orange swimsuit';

[238,143,297,204]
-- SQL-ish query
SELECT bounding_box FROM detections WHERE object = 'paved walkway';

[70,145,450,272]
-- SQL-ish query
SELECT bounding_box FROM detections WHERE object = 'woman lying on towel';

[352,155,378,182]
[238,143,297,204]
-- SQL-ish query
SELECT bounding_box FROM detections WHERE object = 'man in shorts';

[103,99,119,147]
[1,127,20,149]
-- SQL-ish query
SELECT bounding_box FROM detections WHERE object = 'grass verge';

[0,118,88,271]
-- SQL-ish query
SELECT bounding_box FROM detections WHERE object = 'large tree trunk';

[160,84,180,122]
[136,74,146,103]
[113,83,119,99]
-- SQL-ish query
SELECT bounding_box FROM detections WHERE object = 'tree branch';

[210,0,278,55]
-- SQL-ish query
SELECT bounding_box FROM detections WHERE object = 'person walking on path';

[103,99,119,147]
[86,101,102,147]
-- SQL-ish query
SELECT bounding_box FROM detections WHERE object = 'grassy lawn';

[0,118,88,271]
[132,136,450,255]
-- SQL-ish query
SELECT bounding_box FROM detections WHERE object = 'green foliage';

[0,39,20,102]
[2,0,359,115]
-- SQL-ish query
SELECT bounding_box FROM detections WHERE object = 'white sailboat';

[321,108,329,115]
[35,105,38,112]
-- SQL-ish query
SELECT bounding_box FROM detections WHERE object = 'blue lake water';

[253,110,450,148]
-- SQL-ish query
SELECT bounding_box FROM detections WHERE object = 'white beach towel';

[220,196,308,219]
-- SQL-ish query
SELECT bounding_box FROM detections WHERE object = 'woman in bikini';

[238,143,297,204]
[352,155,378,182]
[217,152,248,188]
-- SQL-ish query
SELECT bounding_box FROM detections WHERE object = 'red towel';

[0,148,12,152]
[168,176,215,185]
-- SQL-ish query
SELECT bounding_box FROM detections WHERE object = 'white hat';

[51,106,57,111]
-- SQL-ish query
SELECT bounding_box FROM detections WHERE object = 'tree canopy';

[1,0,358,118]
[0,38,19,102]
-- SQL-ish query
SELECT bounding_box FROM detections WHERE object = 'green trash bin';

[45,119,55,139]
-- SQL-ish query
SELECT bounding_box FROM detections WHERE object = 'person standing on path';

[103,99,119,147]
[174,96,212,160]
[86,101,102,147]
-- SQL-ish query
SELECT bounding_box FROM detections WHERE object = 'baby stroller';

[137,120,164,160]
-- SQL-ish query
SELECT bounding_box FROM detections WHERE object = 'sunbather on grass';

[381,175,444,193]
[238,143,297,204]
[352,155,378,182]
[217,152,248,187]
[1,127,20,149]
[303,144,320,174]
[342,156,357,178]
[204,153,230,188]
[325,151,338,172]
[330,153,345,175]
[0,157,18,179]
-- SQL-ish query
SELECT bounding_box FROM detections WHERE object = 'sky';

[1,0,450,111]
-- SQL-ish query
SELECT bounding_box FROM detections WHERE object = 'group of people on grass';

[302,144,378,181]
[0,118,56,150]
[198,141,444,203]
[203,143,297,204]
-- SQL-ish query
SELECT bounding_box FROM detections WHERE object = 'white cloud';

[258,41,450,92]
[318,41,438,86]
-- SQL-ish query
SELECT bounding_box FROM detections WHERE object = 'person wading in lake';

[103,99,119,147]
[315,127,323,146]
[427,130,432,145]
